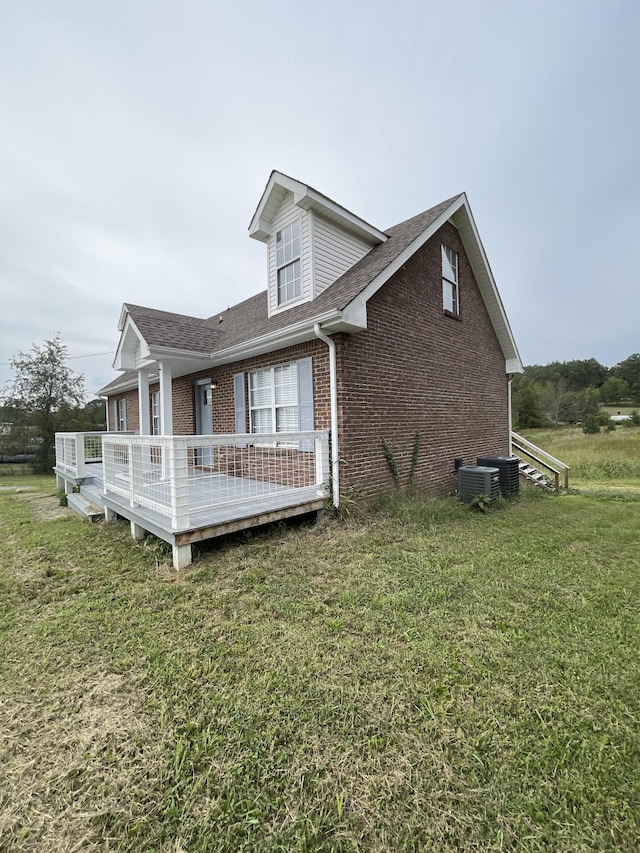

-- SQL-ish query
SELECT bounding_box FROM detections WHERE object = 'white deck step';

[66,492,103,522]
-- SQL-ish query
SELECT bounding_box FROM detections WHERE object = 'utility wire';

[0,350,114,366]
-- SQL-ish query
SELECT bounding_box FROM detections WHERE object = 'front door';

[195,379,213,467]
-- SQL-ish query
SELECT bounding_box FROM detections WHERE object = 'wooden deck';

[75,463,326,568]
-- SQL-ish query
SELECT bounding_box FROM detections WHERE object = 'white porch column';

[138,369,150,435]
[159,361,173,435]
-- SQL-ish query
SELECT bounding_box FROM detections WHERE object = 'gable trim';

[345,194,523,373]
[249,171,387,245]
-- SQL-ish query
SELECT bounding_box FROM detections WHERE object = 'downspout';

[508,376,513,455]
[313,323,339,508]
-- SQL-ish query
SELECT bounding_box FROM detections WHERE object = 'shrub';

[582,416,601,435]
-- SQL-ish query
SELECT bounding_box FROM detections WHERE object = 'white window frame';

[276,218,302,305]
[116,398,127,431]
[249,364,299,436]
[442,244,459,315]
[151,391,160,435]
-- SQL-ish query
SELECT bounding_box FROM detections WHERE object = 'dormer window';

[276,218,301,304]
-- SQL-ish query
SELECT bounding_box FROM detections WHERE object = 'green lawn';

[1,479,639,851]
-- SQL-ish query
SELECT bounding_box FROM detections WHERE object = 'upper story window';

[276,219,301,305]
[441,244,459,315]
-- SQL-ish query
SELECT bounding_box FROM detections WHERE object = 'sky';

[1,0,638,399]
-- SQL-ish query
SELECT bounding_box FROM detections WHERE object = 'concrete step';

[66,492,104,522]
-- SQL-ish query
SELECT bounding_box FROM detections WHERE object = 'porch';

[55,431,330,568]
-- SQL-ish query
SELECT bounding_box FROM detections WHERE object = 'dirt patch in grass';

[0,667,161,852]
[15,489,72,522]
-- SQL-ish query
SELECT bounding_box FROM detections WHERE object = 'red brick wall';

[108,389,139,432]
[106,340,330,437]
[335,221,509,501]
[105,223,509,502]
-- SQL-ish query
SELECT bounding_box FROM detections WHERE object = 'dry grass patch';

[0,666,161,852]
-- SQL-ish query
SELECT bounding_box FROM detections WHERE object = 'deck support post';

[172,543,192,570]
[131,521,145,540]
[104,506,118,523]
[56,473,65,491]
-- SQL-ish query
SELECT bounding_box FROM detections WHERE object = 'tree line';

[512,354,640,429]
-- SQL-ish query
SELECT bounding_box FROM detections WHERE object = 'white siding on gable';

[268,192,312,317]
[312,213,374,296]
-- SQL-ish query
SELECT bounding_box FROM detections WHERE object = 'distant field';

[1,477,640,851]
[522,425,640,489]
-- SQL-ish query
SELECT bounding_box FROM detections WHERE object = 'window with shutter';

[243,358,314,443]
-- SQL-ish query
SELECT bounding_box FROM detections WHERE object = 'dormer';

[249,171,388,318]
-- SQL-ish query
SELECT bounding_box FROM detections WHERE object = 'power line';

[0,350,114,367]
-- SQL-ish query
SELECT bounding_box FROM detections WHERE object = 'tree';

[540,378,569,426]
[1,336,85,473]
[511,376,545,428]
[599,376,630,405]
[611,354,640,404]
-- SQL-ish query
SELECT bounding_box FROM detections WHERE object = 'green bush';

[582,415,601,435]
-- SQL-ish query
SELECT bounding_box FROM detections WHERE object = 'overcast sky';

[1,0,638,399]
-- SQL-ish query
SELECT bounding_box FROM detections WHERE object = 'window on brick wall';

[249,364,298,434]
[276,219,302,305]
[151,391,160,435]
[116,398,127,431]
[442,244,459,315]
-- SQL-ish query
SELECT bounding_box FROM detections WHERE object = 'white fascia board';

[296,188,387,244]
[249,171,386,245]
[346,196,467,320]
[205,309,350,365]
[346,193,524,374]
[148,345,212,361]
[113,314,150,370]
[117,303,129,331]
[249,172,305,239]
[453,199,523,372]
[99,376,139,397]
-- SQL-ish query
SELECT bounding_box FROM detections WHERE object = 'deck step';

[80,483,106,508]
[66,492,104,522]
[515,458,555,492]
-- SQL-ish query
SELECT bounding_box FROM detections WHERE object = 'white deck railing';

[55,431,122,479]
[101,431,330,530]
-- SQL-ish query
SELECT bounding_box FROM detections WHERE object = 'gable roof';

[100,188,522,395]
[249,170,387,245]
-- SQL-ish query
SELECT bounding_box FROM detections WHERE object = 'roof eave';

[345,193,523,374]
[249,170,387,244]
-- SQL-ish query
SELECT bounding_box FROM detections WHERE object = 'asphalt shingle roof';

[99,194,461,394]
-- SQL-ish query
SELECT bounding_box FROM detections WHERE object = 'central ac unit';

[477,455,520,497]
[458,466,500,503]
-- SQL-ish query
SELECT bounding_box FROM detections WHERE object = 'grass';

[1,479,640,851]
[521,425,640,489]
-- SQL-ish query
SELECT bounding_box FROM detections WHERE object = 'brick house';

[102,170,521,492]
[57,171,522,567]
